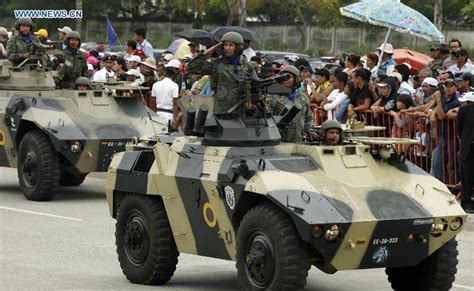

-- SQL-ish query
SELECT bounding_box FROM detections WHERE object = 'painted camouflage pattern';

[105,135,467,272]
[0,59,166,174]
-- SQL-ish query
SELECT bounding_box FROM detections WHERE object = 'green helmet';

[321,120,342,132]
[75,77,91,87]
[66,31,81,41]
[15,18,33,30]
[280,65,301,89]
[221,32,244,45]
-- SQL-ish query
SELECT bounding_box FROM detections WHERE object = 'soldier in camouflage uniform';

[57,31,88,89]
[269,65,317,142]
[425,43,449,78]
[6,18,41,65]
[186,31,258,114]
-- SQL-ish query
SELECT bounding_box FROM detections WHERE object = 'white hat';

[422,77,438,87]
[163,53,175,61]
[458,91,474,102]
[125,55,141,63]
[139,57,157,69]
[377,43,394,54]
[181,54,192,60]
[58,26,72,34]
[387,71,402,83]
[125,69,140,77]
[285,55,299,62]
[164,59,181,68]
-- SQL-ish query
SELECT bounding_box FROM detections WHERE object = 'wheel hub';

[124,211,150,266]
[22,150,38,187]
[245,230,275,288]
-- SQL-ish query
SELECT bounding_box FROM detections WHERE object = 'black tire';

[60,170,87,186]
[236,203,310,291]
[17,130,60,201]
[116,194,179,285]
[386,238,458,291]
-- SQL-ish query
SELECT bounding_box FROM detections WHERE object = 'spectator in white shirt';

[92,55,115,82]
[151,65,179,127]
[323,71,349,120]
[134,28,154,58]
[448,49,474,76]
[243,39,256,60]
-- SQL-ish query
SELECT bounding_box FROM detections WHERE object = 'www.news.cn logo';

[14,10,83,19]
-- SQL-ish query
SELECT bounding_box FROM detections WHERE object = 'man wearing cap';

[57,31,88,89]
[294,58,315,99]
[161,53,175,64]
[376,43,396,78]
[186,31,258,114]
[139,57,158,80]
[425,42,449,78]
[6,18,41,64]
[456,91,474,213]
[34,28,48,44]
[134,28,154,58]
[432,78,461,182]
[455,72,473,95]
[92,55,115,82]
[448,49,473,76]
[125,69,141,84]
[57,26,72,49]
[407,77,438,112]
[151,61,180,127]
[126,55,141,70]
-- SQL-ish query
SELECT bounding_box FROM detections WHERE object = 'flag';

[106,16,117,46]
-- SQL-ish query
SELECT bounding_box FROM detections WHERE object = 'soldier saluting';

[6,18,41,65]
[186,31,258,114]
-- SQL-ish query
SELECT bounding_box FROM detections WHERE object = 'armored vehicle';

[105,79,466,290]
[0,49,166,201]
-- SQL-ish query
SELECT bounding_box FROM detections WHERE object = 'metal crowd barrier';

[312,107,460,190]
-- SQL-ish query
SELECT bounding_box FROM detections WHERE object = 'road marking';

[0,205,82,222]
[454,284,474,290]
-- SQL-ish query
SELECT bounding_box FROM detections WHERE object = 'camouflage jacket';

[186,52,258,114]
[58,48,88,89]
[269,91,315,143]
[6,33,41,64]
[426,56,448,78]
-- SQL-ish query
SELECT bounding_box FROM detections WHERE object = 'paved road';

[1,167,473,290]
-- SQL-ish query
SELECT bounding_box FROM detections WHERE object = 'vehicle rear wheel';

[116,194,179,285]
[386,238,458,291]
[60,170,87,186]
[17,130,60,201]
[236,203,310,290]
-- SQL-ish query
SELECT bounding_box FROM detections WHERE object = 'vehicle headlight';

[449,217,462,231]
[71,141,82,153]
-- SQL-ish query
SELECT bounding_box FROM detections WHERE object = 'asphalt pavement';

[1,167,473,290]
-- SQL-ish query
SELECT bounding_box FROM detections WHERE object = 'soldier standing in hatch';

[6,18,41,65]
[57,31,88,89]
[320,120,343,145]
[269,65,317,143]
[186,31,259,114]
[425,43,449,78]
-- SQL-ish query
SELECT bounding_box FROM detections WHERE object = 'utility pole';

[76,0,83,34]
[238,0,247,27]
[434,0,443,32]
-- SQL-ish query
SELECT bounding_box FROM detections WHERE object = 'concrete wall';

[2,16,474,53]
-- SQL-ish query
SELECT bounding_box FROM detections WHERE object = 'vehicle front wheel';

[236,203,310,290]
[386,238,458,291]
[17,130,60,201]
[116,193,179,285]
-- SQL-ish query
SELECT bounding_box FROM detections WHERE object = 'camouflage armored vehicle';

[105,79,466,290]
[0,49,166,201]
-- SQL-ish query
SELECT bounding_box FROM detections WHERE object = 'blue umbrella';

[340,0,444,42]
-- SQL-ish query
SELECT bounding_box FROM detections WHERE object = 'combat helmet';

[321,119,342,132]
[75,77,91,88]
[65,30,81,42]
[280,65,301,88]
[15,18,33,30]
[221,31,244,45]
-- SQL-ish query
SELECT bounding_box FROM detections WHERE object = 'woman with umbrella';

[187,31,258,114]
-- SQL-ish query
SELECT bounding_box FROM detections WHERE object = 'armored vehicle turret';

[105,80,467,290]
[0,53,166,201]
